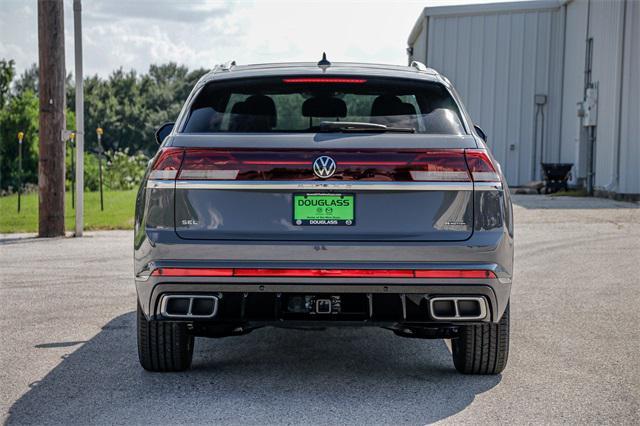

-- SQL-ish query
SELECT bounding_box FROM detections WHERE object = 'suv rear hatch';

[151,75,498,242]
[151,134,498,242]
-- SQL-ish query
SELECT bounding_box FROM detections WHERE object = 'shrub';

[104,148,149,190]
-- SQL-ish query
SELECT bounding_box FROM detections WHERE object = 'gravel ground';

[1,194,638,425]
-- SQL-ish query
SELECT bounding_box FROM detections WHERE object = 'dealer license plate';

[293,193,355,226]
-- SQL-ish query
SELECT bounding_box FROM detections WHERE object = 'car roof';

[198,62,443,85]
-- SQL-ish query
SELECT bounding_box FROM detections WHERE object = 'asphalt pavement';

[1,194,639,425]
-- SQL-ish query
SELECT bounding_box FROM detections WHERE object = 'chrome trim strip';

[474,182,503,191]
[428,296,488,321]
[160,295,219,319]
[170,180,473,191]
[147,179,502,191]
[146,179,175,189]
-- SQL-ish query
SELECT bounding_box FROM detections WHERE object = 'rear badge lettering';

[296,198,351,207]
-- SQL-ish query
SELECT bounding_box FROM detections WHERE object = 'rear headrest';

[424,97,456,115]
[244,95,277,127]
[371,95,415,116]
[228,101,247,131]
[302,97,347,118]
[230,101,247,115]
[398,102,416,116]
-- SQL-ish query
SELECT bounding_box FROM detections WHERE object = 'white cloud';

[0,0,528,77]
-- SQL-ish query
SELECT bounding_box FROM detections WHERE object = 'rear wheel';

[451,303,510,374]
[137,303,194,372]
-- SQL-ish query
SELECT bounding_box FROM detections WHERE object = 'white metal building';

[407,0,639,199]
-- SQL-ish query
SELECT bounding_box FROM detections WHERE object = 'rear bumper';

[134,197,513,326]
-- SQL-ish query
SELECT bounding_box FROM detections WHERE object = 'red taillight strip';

[242,160,311,165]
[283,78,367,84]
[151,268,496,279]
[339,161,409,166]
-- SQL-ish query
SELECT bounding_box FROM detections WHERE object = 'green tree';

[0,90,39,191]
[0,59,15,107]
[13,63,39,97]
[1,60,209,191]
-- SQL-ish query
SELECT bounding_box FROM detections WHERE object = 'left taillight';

[149,148,184,180]
[408,150,470,181]
[178,149,242,180]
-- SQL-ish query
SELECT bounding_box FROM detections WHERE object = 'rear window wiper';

[318,121,416,133]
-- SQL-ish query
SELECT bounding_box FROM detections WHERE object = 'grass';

[0,190,137,233]
[550,189,589,197]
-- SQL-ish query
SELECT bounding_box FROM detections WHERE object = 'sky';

[0,0,528,78]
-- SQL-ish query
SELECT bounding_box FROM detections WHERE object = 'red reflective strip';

[151,268,233,277]
[282,78,367,84]
[233,268,414,278]
[151,268,496,279]
[414,269,496,279]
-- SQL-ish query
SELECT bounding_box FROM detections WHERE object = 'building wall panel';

[559,0,588,178]
[425,8,562,185]
[589,0,625,191]
[618,0,640,194]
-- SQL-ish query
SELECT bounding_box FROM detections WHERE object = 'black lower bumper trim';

[145,283,505,324]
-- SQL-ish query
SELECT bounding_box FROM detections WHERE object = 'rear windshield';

[182,76,466,135]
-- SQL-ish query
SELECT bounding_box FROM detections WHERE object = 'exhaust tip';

[160,295,219,318]
[428,296,487,320]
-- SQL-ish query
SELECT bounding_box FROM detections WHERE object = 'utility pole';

[96,127,104,211]
[17,132,24,213]
[74,0,84,236]
[37,0,66,237]
[69,132,75,209]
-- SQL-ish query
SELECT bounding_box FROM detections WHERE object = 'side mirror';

[474,124,487,141]
[155,122,175,145]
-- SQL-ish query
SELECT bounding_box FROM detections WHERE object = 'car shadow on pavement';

[7,312,501,425]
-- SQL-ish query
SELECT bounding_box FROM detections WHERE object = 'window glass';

[182,76,466,134]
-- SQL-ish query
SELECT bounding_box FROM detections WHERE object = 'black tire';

[451,303,510,374]
[137,303,194,372]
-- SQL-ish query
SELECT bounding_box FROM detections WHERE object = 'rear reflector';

[282,78,367,84]
[152,268,233,277]
[151,268,497,279]
[413,269,496,279]
[233,268,414,278]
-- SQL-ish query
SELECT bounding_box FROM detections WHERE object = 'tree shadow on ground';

[7,312,501,425]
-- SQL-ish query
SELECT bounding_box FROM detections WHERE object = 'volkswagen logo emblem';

[313,156,337,179]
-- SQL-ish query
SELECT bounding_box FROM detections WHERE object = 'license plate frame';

[292,193,355,226]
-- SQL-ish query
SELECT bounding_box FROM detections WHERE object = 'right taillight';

[464,149,500,182]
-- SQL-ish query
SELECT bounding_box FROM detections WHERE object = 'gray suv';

[134,57,513,374]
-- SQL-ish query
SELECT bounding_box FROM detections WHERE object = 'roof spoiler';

[213,61,237,72]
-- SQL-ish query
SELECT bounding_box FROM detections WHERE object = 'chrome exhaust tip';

[160,295,219,318]
[428,296,487,320]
